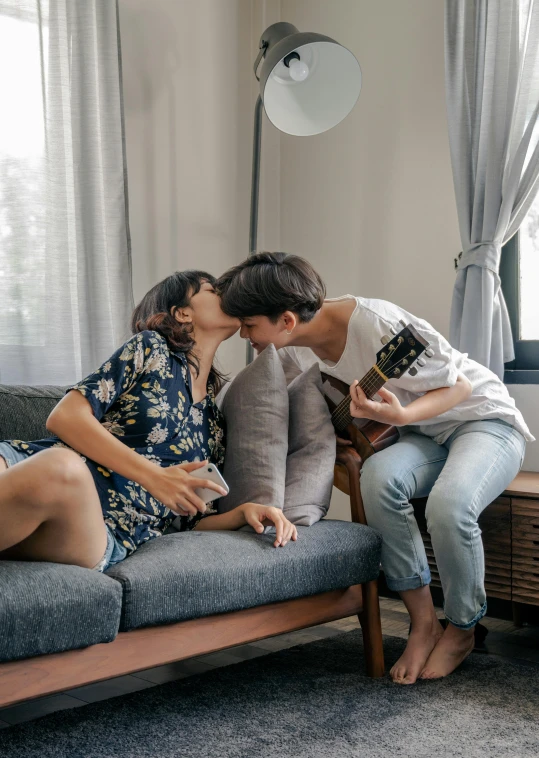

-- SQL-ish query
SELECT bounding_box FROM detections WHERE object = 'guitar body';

[321,372,399,461]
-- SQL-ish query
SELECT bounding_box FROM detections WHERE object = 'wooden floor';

[1,597,538,728]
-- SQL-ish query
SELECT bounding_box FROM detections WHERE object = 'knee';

[426,488,476,537]
[360,454,402,502]
[36,448,90,490]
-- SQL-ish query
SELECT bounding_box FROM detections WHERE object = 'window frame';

[501,233,539,383]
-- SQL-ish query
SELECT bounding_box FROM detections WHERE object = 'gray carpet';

[1,631,538,758]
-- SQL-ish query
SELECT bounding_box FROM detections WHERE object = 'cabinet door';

[512,498,539,605]
[479,497,511,601]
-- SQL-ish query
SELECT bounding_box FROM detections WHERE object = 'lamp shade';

[258,24,361,137]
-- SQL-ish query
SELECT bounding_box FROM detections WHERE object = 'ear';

[173,307,193,324]
[282,311,298,334]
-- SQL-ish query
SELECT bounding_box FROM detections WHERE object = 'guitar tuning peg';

[389,326,398,335]
[399,319,407,328]
[425,348,434,358]
[381,335,390,345]
[408,367,418,376]
[417,358,426,367]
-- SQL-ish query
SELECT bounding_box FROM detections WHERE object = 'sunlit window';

[0,7,48,346]
[519,195,539,340]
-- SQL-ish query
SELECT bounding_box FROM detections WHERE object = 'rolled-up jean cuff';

[445,600,487,630]
[385,565,431,592]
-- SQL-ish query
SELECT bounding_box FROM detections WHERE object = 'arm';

[349,374,472,426]
[47,332,226,516]
[195,503,298,548]
[47,389,158,487]
[48,391,226,516]
[399,374,472,424]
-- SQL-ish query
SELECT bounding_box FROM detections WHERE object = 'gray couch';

[0,384,384,706]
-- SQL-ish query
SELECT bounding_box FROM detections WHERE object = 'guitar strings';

[332,353,412,427]
[331,349,396,421]
[331,353,414,428]
[331,347,401,423]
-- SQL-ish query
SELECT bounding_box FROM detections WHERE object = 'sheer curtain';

[445,0,539,378]
[0,0,133,385]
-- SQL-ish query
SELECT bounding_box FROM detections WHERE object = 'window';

[501,194,539,382]
[0,4,48,348]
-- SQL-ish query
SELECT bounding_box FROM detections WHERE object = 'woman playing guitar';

[216,252,533,684]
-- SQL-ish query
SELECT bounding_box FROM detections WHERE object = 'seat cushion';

[107,520,382,632]
[0,384,64,441]
[0,561,123,662]
[284,365,336,526]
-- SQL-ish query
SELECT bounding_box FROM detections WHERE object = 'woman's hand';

[240,503,298,548]
[142,461,227,517]
[350,380,407,426]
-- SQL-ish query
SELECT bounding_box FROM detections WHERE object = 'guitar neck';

[331,366,386,432]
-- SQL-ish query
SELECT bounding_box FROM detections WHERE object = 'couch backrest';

[0,385,65,441]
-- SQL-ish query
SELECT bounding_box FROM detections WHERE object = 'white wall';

[118,0,255,375]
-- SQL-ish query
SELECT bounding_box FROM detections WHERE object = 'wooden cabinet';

[511,497,539,606]
[413,472,539,612]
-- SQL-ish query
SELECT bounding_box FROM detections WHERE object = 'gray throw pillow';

[218,344,289,512]
[284,364,336,526]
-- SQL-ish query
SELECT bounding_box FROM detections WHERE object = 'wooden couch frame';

[0,446,384,709]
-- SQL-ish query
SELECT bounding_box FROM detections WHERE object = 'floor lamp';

[247,22,362,363]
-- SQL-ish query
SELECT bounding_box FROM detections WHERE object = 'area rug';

[1,631,538,758]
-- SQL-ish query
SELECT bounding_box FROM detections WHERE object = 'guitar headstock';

[375,322,431,381]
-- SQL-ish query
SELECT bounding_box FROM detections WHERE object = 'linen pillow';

[284,364,336,526]
[218,344,289,512]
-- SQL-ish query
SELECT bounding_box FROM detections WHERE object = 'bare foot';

[419,623,475,680]
[390,615,444,685]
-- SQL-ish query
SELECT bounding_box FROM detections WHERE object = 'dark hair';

[131,270,226,394]
[215,252,326,323]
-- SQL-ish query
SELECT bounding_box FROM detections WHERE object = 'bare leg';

[390,585,444,685]
[420,623,474,679]
[0,448,107,568]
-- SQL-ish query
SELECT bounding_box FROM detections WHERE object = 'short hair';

[216,252,326,323]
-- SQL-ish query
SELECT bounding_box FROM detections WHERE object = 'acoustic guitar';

[321,321,432,461]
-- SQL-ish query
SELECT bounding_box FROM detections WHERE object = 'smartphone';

[171,463,229,530]
[188,463,229,505]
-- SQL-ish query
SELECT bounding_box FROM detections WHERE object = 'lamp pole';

[246,95,264,365]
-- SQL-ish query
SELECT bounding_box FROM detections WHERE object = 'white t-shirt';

[279,295,534,445]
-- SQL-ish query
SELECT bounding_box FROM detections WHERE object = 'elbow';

[46,405,63,435]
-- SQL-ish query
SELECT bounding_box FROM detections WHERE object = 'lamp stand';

[246,94,264,365]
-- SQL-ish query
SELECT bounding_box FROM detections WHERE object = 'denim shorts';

[0,441,127,572]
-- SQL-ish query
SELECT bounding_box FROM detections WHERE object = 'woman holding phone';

[0,271,297,573]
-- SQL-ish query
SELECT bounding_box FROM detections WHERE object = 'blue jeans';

[0,441,127,572]
[360,419,526,629]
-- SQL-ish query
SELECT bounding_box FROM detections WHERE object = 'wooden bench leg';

[358,579,385,677]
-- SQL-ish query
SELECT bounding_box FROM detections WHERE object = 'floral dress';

[9,330,225,555]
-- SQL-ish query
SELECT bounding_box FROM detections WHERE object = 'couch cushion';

[0,384,64,441]
[284,365,336,526]
[107,520,382,632]
[218,344,289,512]
[0,561,123,662]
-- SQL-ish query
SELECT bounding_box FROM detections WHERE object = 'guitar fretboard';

[331,367,386,432]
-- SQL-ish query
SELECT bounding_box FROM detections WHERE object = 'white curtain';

[446,0,539,378]
[0,0,133,385]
